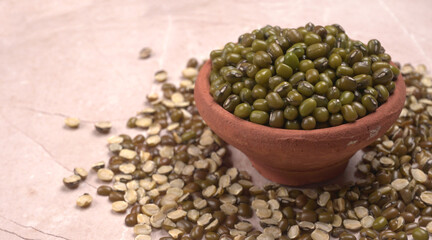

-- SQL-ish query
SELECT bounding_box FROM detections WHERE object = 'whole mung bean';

[412,227,429,240]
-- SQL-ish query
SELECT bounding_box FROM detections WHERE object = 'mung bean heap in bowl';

[194,23,406,186]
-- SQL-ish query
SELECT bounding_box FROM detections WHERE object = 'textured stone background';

[0,0,431,239]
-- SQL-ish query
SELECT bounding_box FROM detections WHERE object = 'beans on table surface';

[63,36,432,240]
[209,23,398,129]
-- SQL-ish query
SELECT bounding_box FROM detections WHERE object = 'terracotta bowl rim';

[196,60,406,139]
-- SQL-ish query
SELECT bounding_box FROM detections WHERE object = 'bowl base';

[251,157,350,186]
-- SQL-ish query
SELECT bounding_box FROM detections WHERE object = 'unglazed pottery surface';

[195,60,406,185]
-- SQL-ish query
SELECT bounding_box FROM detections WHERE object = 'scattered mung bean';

[139,47,152,59]
[97,168,114,182]
[76,193,92,208]
[95,121,112,133]
[64,117,80,128]
[97,185,112,196]
[63,174,81,189]
[155,70,168,83]
[112,201,128,213]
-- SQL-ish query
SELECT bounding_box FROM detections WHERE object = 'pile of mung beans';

[209,23,400,130]
[63,49,432,239]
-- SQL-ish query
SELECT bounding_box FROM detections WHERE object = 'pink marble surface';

[0,0,431,239]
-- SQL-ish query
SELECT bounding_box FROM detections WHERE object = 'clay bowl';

[195,60,406,186]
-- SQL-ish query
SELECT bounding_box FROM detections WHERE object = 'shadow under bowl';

[195,60,406,186]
